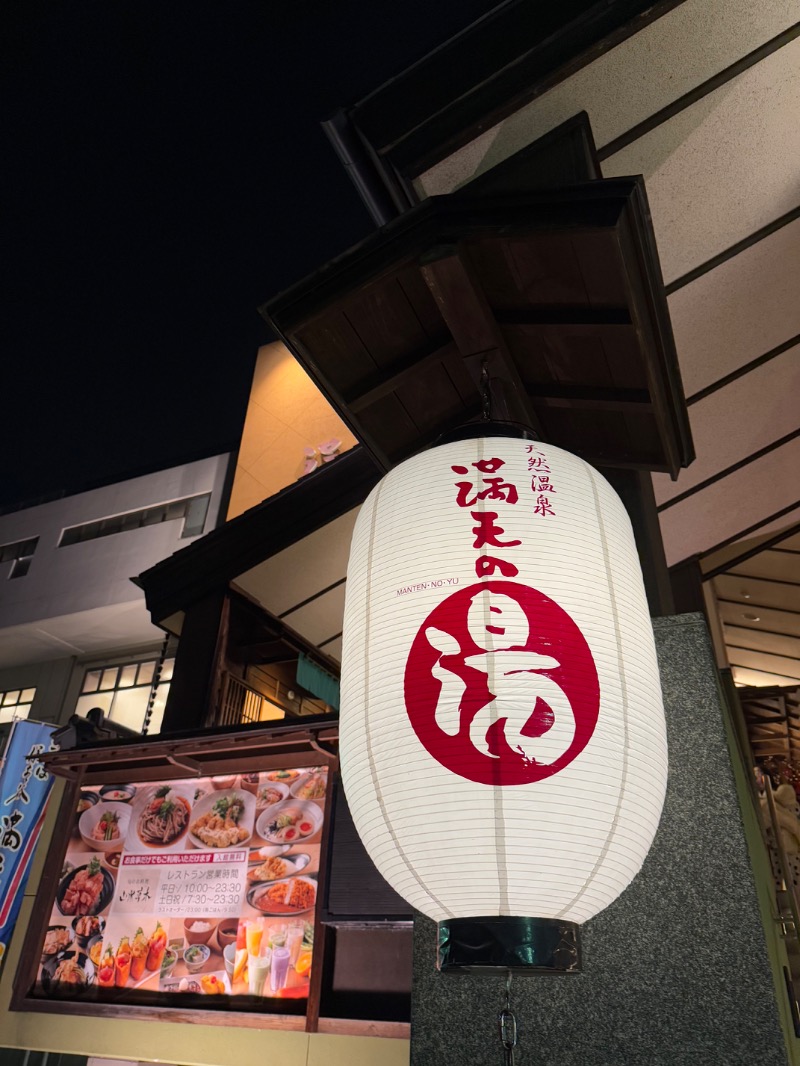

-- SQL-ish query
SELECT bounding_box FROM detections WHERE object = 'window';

[0,687,36,724]
[0,536,38,578]
[75,658,173,734]
[59,493,210,547]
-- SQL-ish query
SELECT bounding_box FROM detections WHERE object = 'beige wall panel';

[723,625,800,661]
[732,550,800,584]
[227,466,272,521]
[652,347,800,505]
[228,343,358,520]
[235,507,358,617]
[701,524,797,575]
[322,635,343,663]
[732,664,799,686]
[729,505,800,548]
[308,1034,410,1066]
[715,572,800,614]
[417,0,799,194]
[728,646,800,682]
[603,38,800,282]
[667,220,800,396]
[718,599,800,638]
[658,436,800,565]
[281,582,347,648]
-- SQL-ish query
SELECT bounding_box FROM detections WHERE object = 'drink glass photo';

[248,948,272,996]
[270,946,290,992]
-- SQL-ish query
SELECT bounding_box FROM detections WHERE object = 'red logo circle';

[404,581,600,785]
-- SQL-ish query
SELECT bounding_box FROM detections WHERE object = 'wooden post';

[161,590,230,732]
[597,467,675,617]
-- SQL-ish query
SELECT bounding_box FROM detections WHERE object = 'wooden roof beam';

[419,244,545,436]
[495,307,632,327]
[531,384,653,413]
[345,335,464,414]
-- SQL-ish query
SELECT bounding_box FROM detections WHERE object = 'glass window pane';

[136,661,155,686]
[108,687,149,733]
[82,670,101,694]
[147,703,164,736]
[160,658,175,682]
[99,668,118,690]
[183,495,210,538]
[0,705,23,724]
[75,693,113,718]
[20,688,36,703]
[3,691,21,706]
[147,683,169,736]
[118,664,138,688]
[10,557,32,578]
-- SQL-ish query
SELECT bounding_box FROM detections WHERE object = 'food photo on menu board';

[36,768,327,1006]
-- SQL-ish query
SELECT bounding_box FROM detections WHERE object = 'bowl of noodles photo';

[132,785,194,850]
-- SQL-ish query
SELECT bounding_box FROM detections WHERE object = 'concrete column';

[410,614,789,1065]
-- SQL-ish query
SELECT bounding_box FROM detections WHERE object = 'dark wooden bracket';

[419,243,545,436]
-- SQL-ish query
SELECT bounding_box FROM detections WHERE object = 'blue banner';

[0,719,57,974]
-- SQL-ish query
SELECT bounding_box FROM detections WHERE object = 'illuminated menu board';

[35,767,327,1005]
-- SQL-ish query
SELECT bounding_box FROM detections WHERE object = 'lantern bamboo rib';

[474,436,513,916]
[554,465,632,920]
[361,475,455,921]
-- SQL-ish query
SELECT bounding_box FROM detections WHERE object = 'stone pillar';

[410,614,788,1065]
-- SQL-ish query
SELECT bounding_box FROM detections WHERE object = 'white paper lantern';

[340,436,667,937]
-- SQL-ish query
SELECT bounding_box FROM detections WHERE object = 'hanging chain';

[498,970,518,1066]
[480,360,492,421]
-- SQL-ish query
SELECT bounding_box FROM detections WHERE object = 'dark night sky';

[2,2,499,508]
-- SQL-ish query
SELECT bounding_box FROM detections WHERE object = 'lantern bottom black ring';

[437,916,582,974]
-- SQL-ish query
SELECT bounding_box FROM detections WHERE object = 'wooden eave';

[41,718,339,784]
[137,447,380,626]
[348,0,685,189]
[262,180,694,477]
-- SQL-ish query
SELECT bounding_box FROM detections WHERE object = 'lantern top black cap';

[434,420,538,446]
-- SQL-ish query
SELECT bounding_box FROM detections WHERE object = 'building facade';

[0,453,233,739]
[2,2,799,1065]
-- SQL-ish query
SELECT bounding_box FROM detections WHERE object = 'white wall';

[0,454,231,630]
[0,454,231,668]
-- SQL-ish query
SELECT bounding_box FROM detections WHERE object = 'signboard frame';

[10,724,338,1033]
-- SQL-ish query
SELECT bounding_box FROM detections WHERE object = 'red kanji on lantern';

[471,511,521,550]
[452,459,519,507]
[475,556,519,578]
